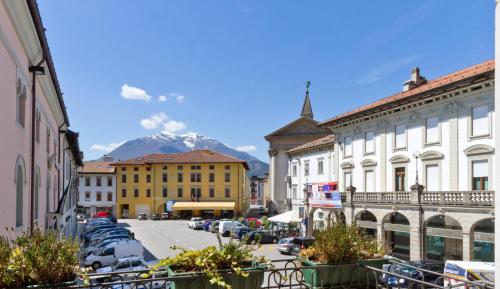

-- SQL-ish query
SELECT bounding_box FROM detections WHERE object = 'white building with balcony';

[78,161,116,217]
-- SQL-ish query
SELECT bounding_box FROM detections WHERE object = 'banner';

[308,182,342,209]
[166,200,176,212]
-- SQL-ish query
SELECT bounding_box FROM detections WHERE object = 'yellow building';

[112,150,248,219]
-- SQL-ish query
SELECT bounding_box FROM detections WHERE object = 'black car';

[246,231,279,244]
[231,226,253,240]
[151,214,161,220]
[290,237,315,256]
[381,261,445,288]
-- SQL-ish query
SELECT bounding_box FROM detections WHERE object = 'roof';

[287,134,335,154]
[172,202,236,210]
[79,162,115,174]
[320,60,495,127]
[265,116,329,139]
[111,150,249,170]
[65,130,83,166]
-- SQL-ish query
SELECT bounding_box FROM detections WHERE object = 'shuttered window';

[425,164,439,191]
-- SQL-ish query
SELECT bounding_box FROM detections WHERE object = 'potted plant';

[152,234,271,289]
[299,223,386,288]
[0,227,87,288]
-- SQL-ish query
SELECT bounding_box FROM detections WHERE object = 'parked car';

[210,220,220,233]
[381,260,445,288]
[246,231,279,244]
[96,256,148,274]
[289,237,315,256]
[151,214,161,220]
[88,229,132,244]
[86,234,132,249]
[161,212,170,220]
[138,213,147,220]
[231,226,253,240]
[242,218,262,228]
[84,237,132,256]
[219,221,245,237]
[84,239,144,269]
[188,217,204,229]
[85,227,129,242]
[277,237,294,254]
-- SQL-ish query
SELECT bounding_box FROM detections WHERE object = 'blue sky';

[38,0,493,162]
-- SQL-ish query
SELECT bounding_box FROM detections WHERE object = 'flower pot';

[301,258,387,288]
[166,264,265,289]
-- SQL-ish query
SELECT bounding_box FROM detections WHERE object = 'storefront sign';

[308,182,342,209]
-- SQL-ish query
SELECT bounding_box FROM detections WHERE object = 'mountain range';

[98,132,269,176]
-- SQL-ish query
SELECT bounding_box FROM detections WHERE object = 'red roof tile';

[111,150,249,170]
[287,134,335,154]
[320,60,494,127]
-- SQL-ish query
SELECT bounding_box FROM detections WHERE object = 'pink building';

[0,0,82,237]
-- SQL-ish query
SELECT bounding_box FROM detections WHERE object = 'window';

[472,160,488,190]
[395,124,406,149]
[162,165,168,170]
[96,192,102,201]
[85,177,90,186]
[344,172,351,189]
[146,189,151,198]
[344,136,352,157]
[134,167,139,171]
[121,189,127,198]
[365,131,375,154]
[146,174,151,183]
[46,128,51,153]
[191,188,201,201]
[121,174,127,183]
[177,188,183,197]
[425,117,439,144]
[224,188,230,198]
[304,162,310,176]
[162,173,168,182]
[162,188,167,197]
[101,248,114,256]
[317,159,324,175]
[209,188,215,198]
[395,167,406,191]
[224,173,231,182]
[96,177,102,186]
[191,165,201,170]
[425,164,439,191]
[35,110,41,143]
[146,167,151,171]
[364,170,374,192]
[178,165,183,170]
[107,177,113,186]
[85,192,91,201]
[209,165,215,170]
[225,165,230,170]
[191,173,201,182]
[292,185,297,199]
[292,165,297,177]
[209,173,215,182]
[134,174,139,183]
[472,105,489,137]
[177,173,183,182]
[17,79,27,127]
[134,189,139,198]
[121,167,127,171]
[107,192,113,202]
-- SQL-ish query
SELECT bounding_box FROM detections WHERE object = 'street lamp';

[413,151,421,185]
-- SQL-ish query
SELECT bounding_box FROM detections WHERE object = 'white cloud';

[158,95,167,102]
[121,84,152,102]
[235,145,257,153]
[169,92,185,103]
[90,141,126,153]
[140,112,186,134]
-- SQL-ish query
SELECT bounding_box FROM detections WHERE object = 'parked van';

[84,239,143,270]
[443,260,495,289]
[219,221,244,237]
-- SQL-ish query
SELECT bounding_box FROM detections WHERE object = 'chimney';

[403,67,427,91]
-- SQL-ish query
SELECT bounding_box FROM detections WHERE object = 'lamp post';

[303,184,310,237]
[413,151,421,185]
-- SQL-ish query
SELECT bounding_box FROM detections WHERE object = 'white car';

[187,217,204,229]
[95,256,148,274]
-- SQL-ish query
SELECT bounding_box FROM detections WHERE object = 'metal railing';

[56,259,494,289]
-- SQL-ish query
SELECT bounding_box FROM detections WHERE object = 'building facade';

[78,161,116,217]
[265,84,330,214]
[0,0,82,237]
[113,150,248,219]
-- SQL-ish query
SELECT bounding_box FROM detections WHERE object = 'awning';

[172,202,235,210]
[268,210,302,224]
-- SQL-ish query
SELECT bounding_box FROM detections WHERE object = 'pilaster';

[462,232,471,261]
[448,113,459,190]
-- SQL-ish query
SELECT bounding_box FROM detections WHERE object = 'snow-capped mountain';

[100,132,269,176]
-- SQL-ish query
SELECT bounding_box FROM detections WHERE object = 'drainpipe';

[57,124,65,205]
[29,57,45,233]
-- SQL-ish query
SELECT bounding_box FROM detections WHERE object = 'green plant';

[152,233,271,289]
[300,223,383,264]
[259,216,270,230]
[0,227,81,288]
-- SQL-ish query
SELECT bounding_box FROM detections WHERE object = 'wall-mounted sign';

[166,200,176,212]
[308,182,342,209]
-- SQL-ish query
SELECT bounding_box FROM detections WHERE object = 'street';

[118,219,294,263]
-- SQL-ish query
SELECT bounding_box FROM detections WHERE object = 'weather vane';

[305,80,311,94]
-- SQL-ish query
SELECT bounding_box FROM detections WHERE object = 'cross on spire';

[301,80,313,119]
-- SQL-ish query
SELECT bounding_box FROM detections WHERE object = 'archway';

[383,212,410,261]
[355,210,377,238]
[424,215,463,262]
[471,218,494,262]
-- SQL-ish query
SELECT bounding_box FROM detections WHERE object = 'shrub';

[300,223,383,264]
[153,233,271,289]
[0,227,80,288]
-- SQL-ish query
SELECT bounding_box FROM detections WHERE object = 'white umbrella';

[268,210,302,224]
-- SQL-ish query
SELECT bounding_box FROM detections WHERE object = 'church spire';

[301,80,314,119]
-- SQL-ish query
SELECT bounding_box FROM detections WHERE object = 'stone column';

[377,222,384,248]
[410,184,424,261]
[379,124,387,191]
[462,232,471,261]
[268,149,278,212]
[448,109,459,190]
[345,186,356,224]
